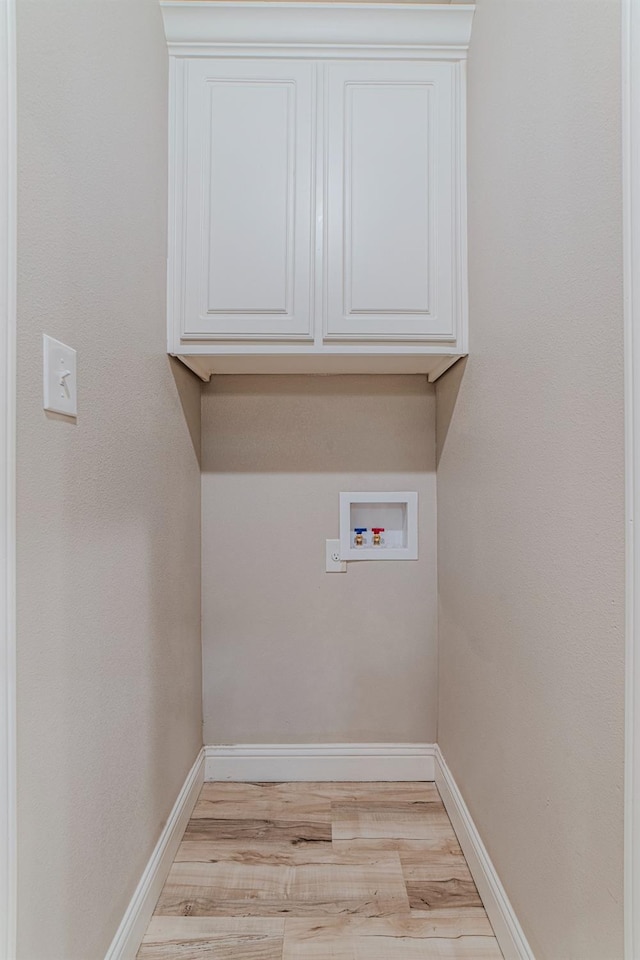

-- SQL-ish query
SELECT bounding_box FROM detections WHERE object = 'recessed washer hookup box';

[339,492,418,561]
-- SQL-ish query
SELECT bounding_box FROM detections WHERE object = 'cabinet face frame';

[163,3,472,365]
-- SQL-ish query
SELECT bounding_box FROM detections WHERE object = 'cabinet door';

[178,60,314,340]
[324,61,459,342]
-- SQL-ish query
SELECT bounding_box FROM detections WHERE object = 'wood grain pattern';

[139,917,284,959]
[334,836,473,881]
[406,879,483,911]
[283,918,502,959]
[196,781,440,801]
[139,782,503,959]
[155,849,409,918]
[184,818,331,843]
[332,800,453,840]
[174,840,333,863]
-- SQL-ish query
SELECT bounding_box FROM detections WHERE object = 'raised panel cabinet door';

[324,60,459,342]
[178,60,315,339]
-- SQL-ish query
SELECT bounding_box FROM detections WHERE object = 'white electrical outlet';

[43,335,77,417]
[326,539,346,573]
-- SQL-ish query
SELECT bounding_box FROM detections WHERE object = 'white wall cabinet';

[161,2,474,381]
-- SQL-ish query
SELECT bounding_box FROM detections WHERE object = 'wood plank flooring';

[139,782,503,959]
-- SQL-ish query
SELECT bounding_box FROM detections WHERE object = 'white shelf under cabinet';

[161,1,474,381]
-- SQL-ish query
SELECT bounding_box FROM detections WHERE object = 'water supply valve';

[372,527,385,546]
[353,527,367,547]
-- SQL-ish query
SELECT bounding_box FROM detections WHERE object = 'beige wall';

[201,375,437,743]
[16,3,202,958]
[436,2,625,958]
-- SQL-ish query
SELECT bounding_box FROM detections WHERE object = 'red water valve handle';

[371,528,385,534]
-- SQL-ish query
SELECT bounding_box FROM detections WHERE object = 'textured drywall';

[16,3,202,958]
[436,2,625,958]
[201,375,437,743]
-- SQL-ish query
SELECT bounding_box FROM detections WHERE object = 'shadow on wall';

[200,374,436,474]
[435,357,467,467]
[170,356,202,467]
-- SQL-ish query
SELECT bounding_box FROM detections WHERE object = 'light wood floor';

[138,781,503,959]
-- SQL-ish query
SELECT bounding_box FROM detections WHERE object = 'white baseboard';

[205,743,436,782]
[434,746,535,960]
[104,748,205,960]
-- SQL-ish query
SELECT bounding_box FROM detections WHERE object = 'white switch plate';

[43,335,77,417]
[326,539,346,573]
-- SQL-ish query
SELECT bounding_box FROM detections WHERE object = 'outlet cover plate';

[326,539,346,573]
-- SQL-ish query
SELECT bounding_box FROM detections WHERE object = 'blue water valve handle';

[353,528,368,534]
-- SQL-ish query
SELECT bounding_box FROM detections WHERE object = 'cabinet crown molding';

[160,2,475,54]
